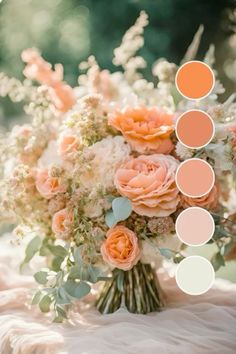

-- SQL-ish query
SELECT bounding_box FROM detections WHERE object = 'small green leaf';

[48,245,68,258]
[32,290,43,305]
[39,294,52,313]
[53,306,68,323]
[21,236,42,270]
[159,248,174,259]
[112,197,132,221]
[87,265,101,283]
[57,287,72,305]
[105,210,117,228]
[63,279,91,299]
[211,252,225,271]
[73,246,83,265]
[51,256,64,272]
[34,271,48,285]
[69,265,80,279]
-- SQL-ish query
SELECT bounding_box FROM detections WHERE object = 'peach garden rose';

[36,168,67,199]
[109,106,174,154]
[58,134,79,159]
[115,154,179,217]
[52,208,74,239]
[101,225,140,271]
[181,183,219,210]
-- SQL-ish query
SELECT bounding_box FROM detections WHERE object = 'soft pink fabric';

[0,234,236,354]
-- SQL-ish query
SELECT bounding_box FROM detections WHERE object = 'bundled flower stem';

[96,262,165,314]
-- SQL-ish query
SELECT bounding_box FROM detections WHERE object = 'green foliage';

[39,294,52,313]
[34,271,48,285]
[105,197,132,228]
[0,0,233,124]
[63,279,91,299]
[211,252,225,271]
[20,236,42,270]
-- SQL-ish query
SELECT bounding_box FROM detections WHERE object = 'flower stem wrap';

[96,262,165,314]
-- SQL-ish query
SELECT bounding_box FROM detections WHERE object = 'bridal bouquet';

[0,11,236,322]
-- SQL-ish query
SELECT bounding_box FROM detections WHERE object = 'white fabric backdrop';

[0,234,236,354]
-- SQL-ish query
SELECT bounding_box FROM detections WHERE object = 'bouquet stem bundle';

[96,262,165,314]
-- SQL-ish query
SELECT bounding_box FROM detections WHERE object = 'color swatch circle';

[175,61,215,100]
[176,110,215,149]
[175,207,215,246]
[176,158,215,198]
[176,256,215,295]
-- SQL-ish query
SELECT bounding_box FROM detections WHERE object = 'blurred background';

[0,0,235,125]
[0,0,235,282]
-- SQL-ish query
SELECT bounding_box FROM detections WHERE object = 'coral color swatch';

[176,158,215,198]
[176,110,214,149]
[175,207,215,246]
[175,61,214,99]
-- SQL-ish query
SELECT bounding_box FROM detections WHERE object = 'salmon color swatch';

[176,256,215,295]
[175,61,215,100]
[175,207,215,246]
[176,110,214,149]
[176,158,215,197]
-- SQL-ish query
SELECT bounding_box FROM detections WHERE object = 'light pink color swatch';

[175,207,215,246]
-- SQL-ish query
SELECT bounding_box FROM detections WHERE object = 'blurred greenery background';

[0,0,235,281]
[0,0,235,125]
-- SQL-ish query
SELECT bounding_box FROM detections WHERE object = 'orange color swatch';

[175,61,215,100]
[176,158,215,198]
[176,110,214,149]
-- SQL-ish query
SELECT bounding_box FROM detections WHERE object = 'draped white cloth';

[0,234,236,354]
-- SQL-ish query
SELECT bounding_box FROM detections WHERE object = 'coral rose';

[109,107,174,154]
[101,226,140,271]
[52,208,73,239]
[36,168,67,199]
[115,154,179,217]
[181,184,219,211]
[58,134,78,159]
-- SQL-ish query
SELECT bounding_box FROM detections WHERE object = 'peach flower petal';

[35,169,67,199]
[181,184,219,210]
[109,107,174,154]
[115,154,179,217]
[101,226,140,271]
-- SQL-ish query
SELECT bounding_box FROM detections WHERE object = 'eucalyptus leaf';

[105,210,117,228]
[34,271,48,285]
[39,294,52,313]
[48,245,68,258]
[211,252,225,271]
[69,265,80,279]
[57,287,72,305]
[21,236,42,270]
[74,246,83,265]
[159,248,174,260]
[31,290,43,305]
[63,279,91,299]
[51,256,64,272]
[88,265,101,283]
[112,197,132,221]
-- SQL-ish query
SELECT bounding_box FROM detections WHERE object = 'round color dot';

[176,256,215,295]
[176,158,215,198]
[175,207,215,246]
[175,61,215,100]
[176,110,215,149]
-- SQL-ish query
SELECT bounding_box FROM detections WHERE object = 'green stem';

[96,262,164,314]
